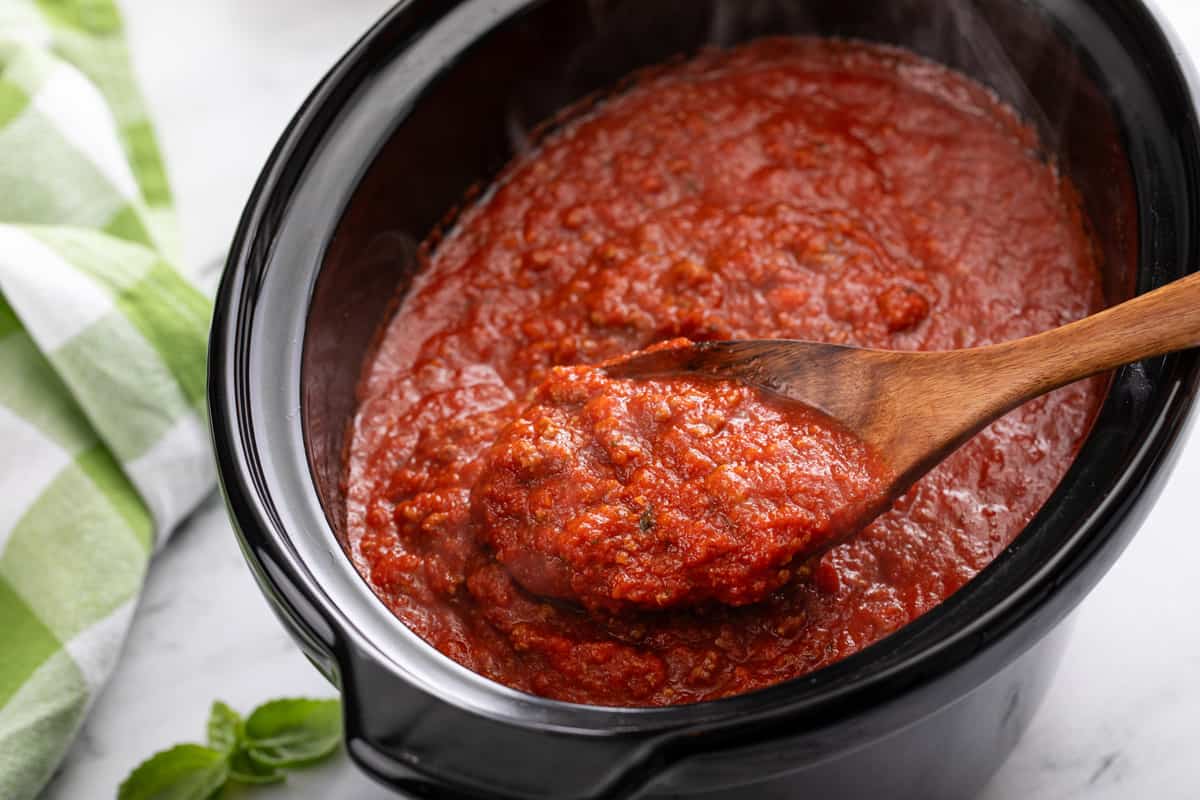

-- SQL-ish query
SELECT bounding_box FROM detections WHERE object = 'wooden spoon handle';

[884,271,1200,483]
[994,270,1200,398]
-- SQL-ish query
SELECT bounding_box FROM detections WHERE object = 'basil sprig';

[118,698,342,799]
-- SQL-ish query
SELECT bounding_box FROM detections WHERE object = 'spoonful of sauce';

[473,272,1200,614]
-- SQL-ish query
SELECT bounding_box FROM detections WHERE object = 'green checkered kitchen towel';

[0,2,213,798]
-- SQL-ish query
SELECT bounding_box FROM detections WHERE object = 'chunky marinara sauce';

[474,344,894,615]
[346,38,1103,707]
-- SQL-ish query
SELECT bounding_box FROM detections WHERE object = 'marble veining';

[40,0,1200,797]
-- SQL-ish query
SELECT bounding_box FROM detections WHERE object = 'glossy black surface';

[209,1,1200,798]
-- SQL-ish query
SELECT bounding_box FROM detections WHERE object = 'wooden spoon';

[606,271,1200,503]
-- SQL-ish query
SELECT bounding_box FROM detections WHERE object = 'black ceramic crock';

[209,1,1200,798]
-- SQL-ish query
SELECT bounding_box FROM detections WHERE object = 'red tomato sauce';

[346,38,1104,707]
[473,343,894,615]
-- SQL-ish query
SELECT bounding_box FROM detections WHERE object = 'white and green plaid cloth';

[0,2,213,798]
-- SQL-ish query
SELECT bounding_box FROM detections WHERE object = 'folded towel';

[0,3,213,798]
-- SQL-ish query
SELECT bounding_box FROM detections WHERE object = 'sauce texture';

[346,38,1103,706]
[474,343,894,614]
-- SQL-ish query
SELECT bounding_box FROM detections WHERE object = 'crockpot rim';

[209,0,1200,741]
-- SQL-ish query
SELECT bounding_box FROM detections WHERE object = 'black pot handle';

[339,643,671,800]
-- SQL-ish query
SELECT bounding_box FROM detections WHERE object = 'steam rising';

[507,0,1087,165]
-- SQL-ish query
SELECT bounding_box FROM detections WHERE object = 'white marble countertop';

[41,1,1200,797]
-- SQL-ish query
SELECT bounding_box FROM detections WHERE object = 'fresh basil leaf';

[244,698,342,768]
[228,748,286,785]
[118,744,229,800]
[206,701,241,754]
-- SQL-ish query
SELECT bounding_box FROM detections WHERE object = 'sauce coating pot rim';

[208,0,1200,797]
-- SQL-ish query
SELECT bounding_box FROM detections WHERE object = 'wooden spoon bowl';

[608,271,1200,529]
